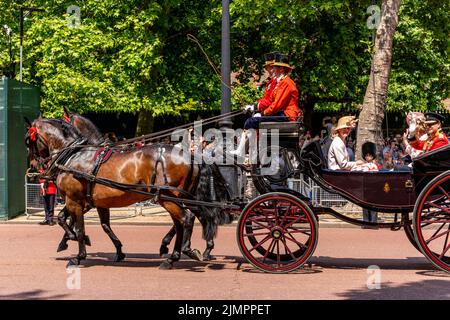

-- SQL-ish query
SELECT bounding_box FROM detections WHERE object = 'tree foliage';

[0,0,448,130]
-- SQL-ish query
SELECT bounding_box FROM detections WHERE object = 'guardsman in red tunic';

[410,112,449,152]
[39,169,57,226]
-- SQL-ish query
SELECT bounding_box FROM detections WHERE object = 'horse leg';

[57,206,91,252]
[57,207,75,252]
[67,205,87,267]
[159,219,184,270]
[203,239,215,262]
[160,225,176,256]
[181,209,202,261]
[97,207,126,262]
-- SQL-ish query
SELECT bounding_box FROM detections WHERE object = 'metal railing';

[287,174,349,208]
[24,175,161,220]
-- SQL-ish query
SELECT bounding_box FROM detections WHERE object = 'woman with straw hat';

[328,116,364,170]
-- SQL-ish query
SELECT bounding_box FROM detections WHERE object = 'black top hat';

[264,51,280,67]
[424,112,445,124]
[362,141,377,158]
[272,53,294,69]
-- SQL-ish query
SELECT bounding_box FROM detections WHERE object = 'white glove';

[253,113,262,118]
[244,104,255,112]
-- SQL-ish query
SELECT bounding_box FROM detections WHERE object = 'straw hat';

[334,116,358,131]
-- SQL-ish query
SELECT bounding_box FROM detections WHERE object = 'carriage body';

[300,141,450,212]
[238,122,450,273]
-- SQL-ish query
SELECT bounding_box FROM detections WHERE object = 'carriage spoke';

[428,202,450,215]
[248,235,271,253]
[243,231,271,237]
[441,225,450,259]
[426,223,447,244]
[439,243,450,260]
[284,232,307,250]
[246,219,272,231]
[437,186,450,200]
[276,241,281,267]
[279,203,291,226]
[262,239,276,263]
[280,237,296,260]
[426,228,450,244]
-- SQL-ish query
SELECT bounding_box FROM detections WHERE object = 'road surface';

[0,224,448,300]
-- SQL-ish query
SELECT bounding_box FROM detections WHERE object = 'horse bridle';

[26,125,86,178]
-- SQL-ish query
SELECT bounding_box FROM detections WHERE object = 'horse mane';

[195,163,233,240]
[72,113,105,145]
[43,118,82,140]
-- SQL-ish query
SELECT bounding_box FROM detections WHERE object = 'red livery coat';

[263,76,301,121]
[257,78,277,111]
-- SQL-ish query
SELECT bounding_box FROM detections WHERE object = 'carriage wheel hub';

[271,227,283,239]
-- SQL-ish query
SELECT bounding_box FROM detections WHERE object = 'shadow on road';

[310,256,435,271]
[55,252,244,272]
[337,279,450,300]
[0,289,68,300]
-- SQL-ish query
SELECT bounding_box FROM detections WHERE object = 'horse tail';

[195,163,232,240]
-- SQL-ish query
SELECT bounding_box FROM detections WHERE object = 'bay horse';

[61,107,222,260]
[25,117,231,268]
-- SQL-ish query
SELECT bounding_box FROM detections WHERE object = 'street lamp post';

[19,6,44,82]
[219,0,232,129]
[2,25,13,78]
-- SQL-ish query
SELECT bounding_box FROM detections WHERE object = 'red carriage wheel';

[413,171,450,273]
[237,192,318,273]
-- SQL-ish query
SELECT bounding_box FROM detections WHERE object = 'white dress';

[327,136,356,170]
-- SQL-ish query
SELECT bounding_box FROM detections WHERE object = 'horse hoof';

[67,258,80,267]
[114,252,126,262]
[57,242,68,252]
[84,235,92,246]
[202,253,212,261]
[159,260,173,270]
[159,245,169,257]
[185,249,203,261]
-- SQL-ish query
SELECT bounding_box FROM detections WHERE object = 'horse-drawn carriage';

[25,112,450,274]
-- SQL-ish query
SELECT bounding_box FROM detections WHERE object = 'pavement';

[2,204,393,228]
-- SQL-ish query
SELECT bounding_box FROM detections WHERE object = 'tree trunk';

[356,0,401,160]
[135,109,155,137]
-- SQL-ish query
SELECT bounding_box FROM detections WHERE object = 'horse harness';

[85,146,115,207]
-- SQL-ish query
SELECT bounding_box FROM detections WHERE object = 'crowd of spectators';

[311,115,450,170]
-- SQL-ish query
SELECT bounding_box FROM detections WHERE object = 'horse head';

[62,107,105,144]
[25,118,82,168]
[406,112,426,141]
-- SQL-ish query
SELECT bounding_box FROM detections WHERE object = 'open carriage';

[25,113,450,273]
[237,120,450,273]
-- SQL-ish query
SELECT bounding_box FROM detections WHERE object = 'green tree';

[0,0,448,135]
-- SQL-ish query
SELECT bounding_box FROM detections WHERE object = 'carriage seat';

[259,121,304,149]
[259,121,304,137]
[301,140,328,170]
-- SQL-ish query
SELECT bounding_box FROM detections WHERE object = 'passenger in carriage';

[231,53,301,156]
[408,112,449,153]
[351,142,381,172]
[327,116,364,170]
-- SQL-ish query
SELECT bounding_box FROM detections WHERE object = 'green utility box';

[0,77,40,220]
